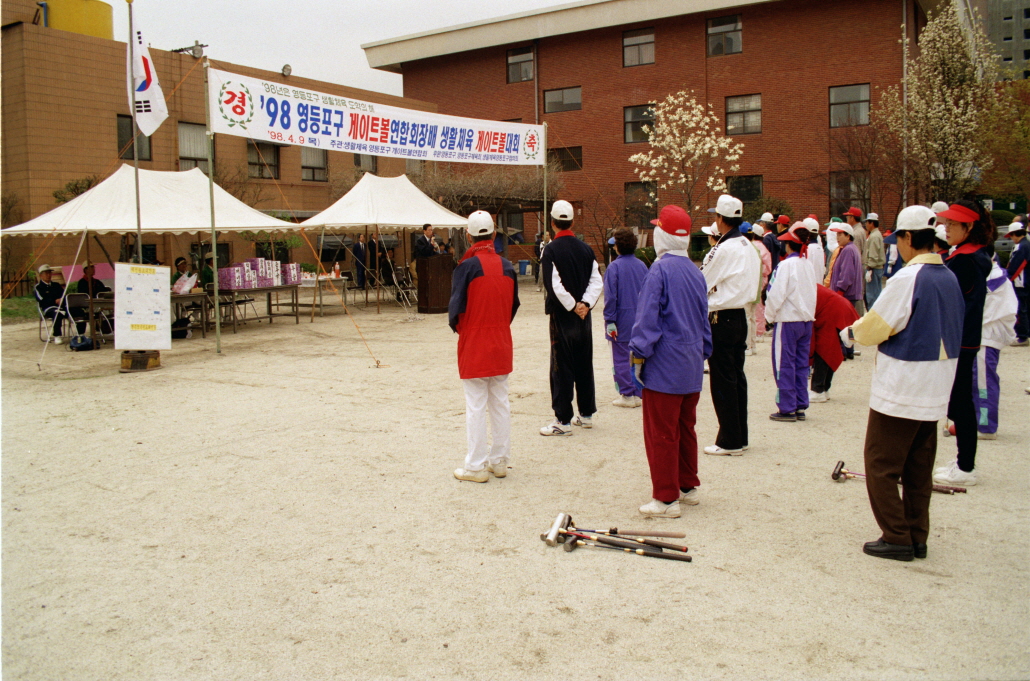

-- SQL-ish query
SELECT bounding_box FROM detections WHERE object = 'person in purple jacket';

[828,222,864,360]
[629,205,712,518]
[603,228,649,408]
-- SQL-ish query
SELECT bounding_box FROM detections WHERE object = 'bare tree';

[213,162,270,208]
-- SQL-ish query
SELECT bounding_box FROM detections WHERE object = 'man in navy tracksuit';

[540,200,603,436]
[1006,222,1029,345]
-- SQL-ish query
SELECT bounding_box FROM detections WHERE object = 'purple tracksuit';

[830,242,863,303]
[972,347,1000,434]
[773,321,813,413]
[603,253,649,397]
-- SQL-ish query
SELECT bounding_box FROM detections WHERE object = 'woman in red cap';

[933,200,994,487]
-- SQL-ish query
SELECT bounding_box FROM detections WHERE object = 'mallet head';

[832,461,846,481]
[543,512,570,547]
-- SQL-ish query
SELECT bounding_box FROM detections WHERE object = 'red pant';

[642,389,700,503]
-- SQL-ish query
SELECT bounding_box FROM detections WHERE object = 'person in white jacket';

[765,222,817,421]
[971,260,1018,439]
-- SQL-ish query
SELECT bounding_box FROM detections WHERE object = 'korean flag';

[126,10,168,137]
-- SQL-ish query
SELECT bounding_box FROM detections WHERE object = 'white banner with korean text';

[207,68,545,166]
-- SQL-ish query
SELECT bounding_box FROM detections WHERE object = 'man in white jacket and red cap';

[629,205,712,517]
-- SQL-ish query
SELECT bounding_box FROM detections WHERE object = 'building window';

[405,159,424,176]
[1025,8,1030,19]
[1004,36,1013,42]
[547,146,582,171]
[1003,15,1013,21]
[1024,49,1030,60]
[507,46,534,83]
[624,182,656,229]
[726,94,761,135]
[354,153,377,174]
[623,28,654,67]
[1004,57,1013,62]
[178,122,209,173]
[504,118,523,123]
[707,15,741,56]
[1025,28,1030,39]
[726,175,763,209]
[624,105,654,143]
[829,171,870,218]
[301,147,327,181]
[544,87,581,113]
[117,115,151,160]
[830,84,870,127]
[248,141,279,179]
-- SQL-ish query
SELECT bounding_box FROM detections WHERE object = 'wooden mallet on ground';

[832,460,966,494]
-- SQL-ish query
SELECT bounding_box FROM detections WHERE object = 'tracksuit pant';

[708,308,748,450]
[972,346,1000,435]
[811,355,835,394]
[865,269,883,308]
[863,409,935,546]
[1015,288,1029,341]
[610,340,640,398]
[947,350,978,472]
[549,311,596,424]
[642,389,700,504]
[462,375,511,472]
[771,321,813,414]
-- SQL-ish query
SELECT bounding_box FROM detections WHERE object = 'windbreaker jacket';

[810,286,859,371]
[448,243,520,379]
[701,229,761,311]
[982,261,1018,349]
[629,254,712,395]
[765,253,817,323]
[851,253,964,421]
[1008,238,1028,288]
[945,244,991,351]
[541,231,602,316]
[603,254,649,341]
[829,242,863,302]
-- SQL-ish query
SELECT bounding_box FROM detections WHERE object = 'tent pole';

[364,225,369,308]
[128,0,143,265]
[542,121,548,234]
[86,230,97,347]
[203,58,221,353]
[375,223,382,314]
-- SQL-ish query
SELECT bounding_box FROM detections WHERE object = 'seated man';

[76,261,110,298]
[171,257,191,285]
[200,253,215,288]
[34,264,69,343]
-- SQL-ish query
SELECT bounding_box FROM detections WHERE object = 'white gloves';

[839,327,855,348]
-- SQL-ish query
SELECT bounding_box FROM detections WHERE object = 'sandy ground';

[2,283,1029,680]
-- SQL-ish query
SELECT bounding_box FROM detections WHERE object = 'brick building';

[1,0,434,280]
[364,0,983,246]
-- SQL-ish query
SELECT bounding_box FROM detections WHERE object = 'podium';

[416,254,455,314]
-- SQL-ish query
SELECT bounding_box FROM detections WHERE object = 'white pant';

[463,375,511,471]
[744,302,756,352]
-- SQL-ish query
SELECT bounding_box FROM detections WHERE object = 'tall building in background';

[986,0,1030,78]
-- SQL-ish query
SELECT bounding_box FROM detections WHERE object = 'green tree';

[53,175,100,204]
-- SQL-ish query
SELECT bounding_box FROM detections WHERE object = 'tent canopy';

[1,165,297,236]
[301,173,467,230]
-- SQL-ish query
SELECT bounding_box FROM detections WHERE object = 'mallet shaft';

[571,527,688,552]
[843,469,962,494]
[573,540,691,562]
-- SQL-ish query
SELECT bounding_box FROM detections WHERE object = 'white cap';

[467,210,495,236]
[708,194,743,218]
[1008,222,1028,235]
[550,200,574,221]
[935,224,948,242]
[829,223,855,237]
[866,213,879,222]
[759,212,774,223]
[37,264,53,274]
[802,217,819,232]
[895,205,938,232]
[702,223,720,237]
[751,223,766,237]
[930,201,949,214]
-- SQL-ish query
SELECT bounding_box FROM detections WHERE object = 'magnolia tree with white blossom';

[629,90,744,219]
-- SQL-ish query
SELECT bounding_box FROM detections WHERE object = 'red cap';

[843,207,863,218]
[651,205,692,236]
[777,231,802,243]
[775,215,791,225]
[936,204,979,224]
[807,214,818,220]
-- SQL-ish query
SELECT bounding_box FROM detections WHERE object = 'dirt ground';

[2,284,1028,680]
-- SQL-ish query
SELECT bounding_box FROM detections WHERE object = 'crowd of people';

[446,195,1025,562]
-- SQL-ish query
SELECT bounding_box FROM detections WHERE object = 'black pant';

[811,354,834,393]
[709,308,748,449]
[549,311,595,424]
[43,308,66,337]
[1015,288,1029,340]
[947,350,978,472]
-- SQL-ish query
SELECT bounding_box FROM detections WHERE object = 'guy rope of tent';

[35,228,88,370]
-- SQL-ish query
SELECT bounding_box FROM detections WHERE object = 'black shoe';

[863,538,914,562]
[795,410,806,421]
[913,543,927,559]
[769,411,797,422]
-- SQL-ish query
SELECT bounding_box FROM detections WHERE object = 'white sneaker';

[853,349,862,356]
[540,421,572,436]
[744,348,754,357]
[679,488,700,505]
[638,498,681,518]
[612,395,641,408]
[572,415,593,428]
[704,444,743,456]
[976,432,997,440]
[941,422,953,438]
[489,461,508,477]
[933,463,977,486]
[933,460,958,476]
[53,336,64,345]
[453,467,489,483]
[808,390,828,403]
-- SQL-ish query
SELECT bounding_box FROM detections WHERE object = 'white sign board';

[114,263,171,350]
[207,68,545,166]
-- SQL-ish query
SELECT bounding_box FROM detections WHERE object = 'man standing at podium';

[415,223,439,259]
[540,200,603,436]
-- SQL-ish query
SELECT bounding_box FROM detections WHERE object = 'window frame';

[725,94,762,135]
[248,140,280,180]
[507,46,534,84]
[547,146,583,172]
[707,15,742,57]
[726,175,763,210]
[354,153,378,174]
[301,146,328,182]
[829,83,871,128]
[117,114,151,161]
[623,28,655,67]
[178,121,210,173]
[624,104,654,143]
[829,170,871,218]
[543,87,582,113]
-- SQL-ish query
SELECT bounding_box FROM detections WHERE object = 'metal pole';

[542,122,549,230]
[128,0,143,264]
[203,58,221,353]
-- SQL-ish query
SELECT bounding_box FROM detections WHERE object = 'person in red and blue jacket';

[603,228,649,408]
[1005,222,1028,344]
[629,205,712,518]
[449,211,520,483]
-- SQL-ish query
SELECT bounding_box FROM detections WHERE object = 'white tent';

[301,173,467,229]
[1,164,296,236]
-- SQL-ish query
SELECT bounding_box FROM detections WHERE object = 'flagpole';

[203,58,222,353]
[127,0,143,264]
